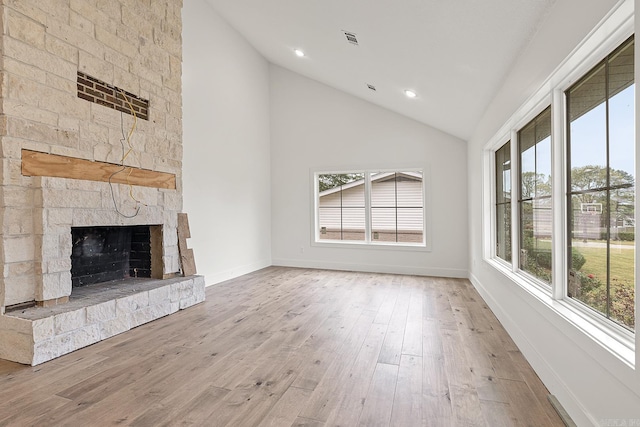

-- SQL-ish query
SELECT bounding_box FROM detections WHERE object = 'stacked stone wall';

[0,0,184,308]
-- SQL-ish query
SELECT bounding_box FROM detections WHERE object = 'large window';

[495,142,511,262]
[566,36,635,330]
[316,171,425,246]
[488,31,635,341]
[518,107,552,284]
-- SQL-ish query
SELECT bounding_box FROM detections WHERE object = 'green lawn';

[577,246,635,285]
[531,238,635,328]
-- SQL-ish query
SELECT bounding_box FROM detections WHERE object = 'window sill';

[312,239,431,252]
[486,257,635,369]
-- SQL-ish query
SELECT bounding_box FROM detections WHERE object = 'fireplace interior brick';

[71,226,152,287]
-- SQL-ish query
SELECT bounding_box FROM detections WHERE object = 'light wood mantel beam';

[21,149,176,190]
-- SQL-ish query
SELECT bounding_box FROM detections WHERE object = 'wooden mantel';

[21,149,176,190]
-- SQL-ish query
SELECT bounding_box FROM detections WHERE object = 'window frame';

[312,167,432,251]
[481,0,635,366]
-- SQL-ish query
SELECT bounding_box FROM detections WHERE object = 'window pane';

[370,171,424,244]
[371,172,396,207]
[496,141,512,263]
[518,107,552,284]
[520,198,552,283]
[569,189,635,329]
[568,64,607,191]
[496,203,511,262]
[318,173,365,241]
[342,207,365,241]
[397,172,423,208]
[397,208,423,243]
[609,41,635,182]
[371,207,396,241]
[566,36,635,330]
[520,127,536,200]
[318,173,364,192]
[609,231,635,328]
[496,142,511,204]
[536,135,552,198]
[342,181,365,207]
[319,191,341,207]
[610,183,635,329]
[319,207,341,240]
[568,191,608,314]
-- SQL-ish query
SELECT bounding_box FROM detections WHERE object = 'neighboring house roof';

[319,172,422,197]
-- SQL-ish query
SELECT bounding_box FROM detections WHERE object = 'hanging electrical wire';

[109,88,147,218]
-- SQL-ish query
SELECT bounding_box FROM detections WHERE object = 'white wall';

[270,66,468,278]
[182,0,272,285]
[468,0,640,424]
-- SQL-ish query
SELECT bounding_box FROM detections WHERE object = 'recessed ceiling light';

[294,49,305,57]
[404,90,417,98]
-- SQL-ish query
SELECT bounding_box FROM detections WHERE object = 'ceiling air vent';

[367,84,376,91]
[343,31,358,45]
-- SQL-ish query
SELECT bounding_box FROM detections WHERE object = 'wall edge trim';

[272,258,468,279]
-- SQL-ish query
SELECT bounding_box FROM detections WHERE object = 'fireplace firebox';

[71,226,159,287]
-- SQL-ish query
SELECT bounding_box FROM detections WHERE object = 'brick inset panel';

[77,71,149,120]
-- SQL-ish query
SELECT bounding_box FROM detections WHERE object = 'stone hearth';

[0,276,204,365]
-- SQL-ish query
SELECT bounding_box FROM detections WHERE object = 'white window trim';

[482,0,635,367]
[311,166,432,252]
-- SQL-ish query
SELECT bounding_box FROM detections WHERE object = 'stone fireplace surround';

[0,0,204,365]
[0,176,205,365]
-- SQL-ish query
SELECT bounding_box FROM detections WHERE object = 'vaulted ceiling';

[206,0,557,141]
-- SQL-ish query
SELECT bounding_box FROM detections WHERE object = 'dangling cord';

[109,88,146,218]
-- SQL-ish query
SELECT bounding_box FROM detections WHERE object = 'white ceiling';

[205,0,556,141]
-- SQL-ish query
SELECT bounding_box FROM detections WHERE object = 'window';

[371,172,424,243]
[483,3,635,363]
[495,142,512,262]
[316,170,425,246]
[518,107,552,284]
[566,36,635,330]
[318,173,365,241]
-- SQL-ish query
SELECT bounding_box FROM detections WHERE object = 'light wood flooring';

[0,267,564,426]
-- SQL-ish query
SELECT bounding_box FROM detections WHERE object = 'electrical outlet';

[300,247,304,254]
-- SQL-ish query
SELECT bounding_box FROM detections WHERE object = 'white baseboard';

[272,258,468,279]
[202,259,272,287]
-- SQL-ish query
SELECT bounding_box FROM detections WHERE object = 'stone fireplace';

[0,0,204,365]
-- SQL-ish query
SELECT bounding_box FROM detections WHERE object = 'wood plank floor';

[0,267,564,426]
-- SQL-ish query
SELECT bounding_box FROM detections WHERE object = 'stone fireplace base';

[0,276,205,366]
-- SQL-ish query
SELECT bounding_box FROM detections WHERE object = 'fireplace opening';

[71,225,153,287]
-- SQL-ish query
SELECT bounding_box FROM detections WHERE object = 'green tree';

[318,173,364,192]
[521,172,551,198]
[571,165,634,192]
